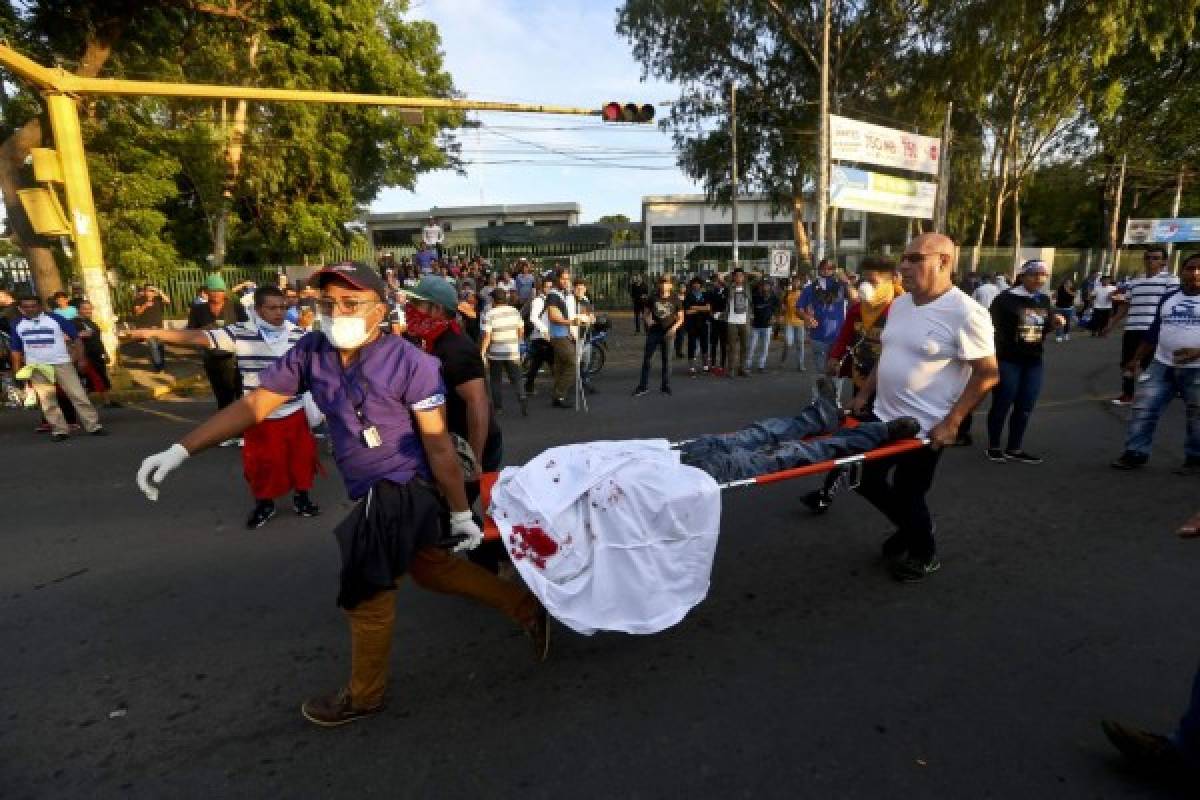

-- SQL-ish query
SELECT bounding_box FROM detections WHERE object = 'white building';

[641,193,867,251]
[368,202,581,248]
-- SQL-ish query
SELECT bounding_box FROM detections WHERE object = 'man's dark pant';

[1120,329,1152,397]
[523,339,553,393]
[987,359,1044,451]
[710,320,728,370]
[854,445,944,561]
[550,336,575,402]
[1171,659,1200,761]
[203,354,241,410]
[146,337,165,371]
[638,328,671,390]
[633,305,644,333]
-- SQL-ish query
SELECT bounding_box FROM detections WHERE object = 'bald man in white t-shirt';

[849,233,999,582]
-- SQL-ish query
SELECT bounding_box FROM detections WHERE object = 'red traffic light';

[602,101,655,123]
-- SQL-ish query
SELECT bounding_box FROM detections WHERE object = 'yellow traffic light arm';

[0,42,600,116]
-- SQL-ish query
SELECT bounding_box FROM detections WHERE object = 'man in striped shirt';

[479,288,528,415]
[126,286,319,528]
[1106,247,1181,404]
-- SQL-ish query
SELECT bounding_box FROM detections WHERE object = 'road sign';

[769,249,791,277]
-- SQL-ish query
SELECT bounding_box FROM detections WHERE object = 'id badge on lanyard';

[343,366,382,449]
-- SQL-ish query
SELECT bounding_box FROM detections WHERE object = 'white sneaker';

[1055,336,1063,343]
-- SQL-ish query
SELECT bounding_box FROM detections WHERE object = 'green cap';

[405,276,459,313]
[203,274,228,291]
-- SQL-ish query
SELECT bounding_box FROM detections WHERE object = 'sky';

[369,0,701,223]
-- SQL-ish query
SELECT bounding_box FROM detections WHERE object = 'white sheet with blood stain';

[488,439,721,635]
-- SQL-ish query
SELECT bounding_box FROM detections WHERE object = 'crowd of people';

[2,233,1197,762]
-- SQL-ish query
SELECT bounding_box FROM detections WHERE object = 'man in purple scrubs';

[135,261,548,728]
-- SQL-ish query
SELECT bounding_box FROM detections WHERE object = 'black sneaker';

[1100,720,1188,776]
[50,432,68,443]
[551,398,570,408]
[801,489,832,514]
[890,554,941,582]
[1174,457,1200,477]
[1111,451,1148,470]
[246,501,276,530]
[884,417,920,441]
[952,433,973,447]
[632,386,649,397]
[293,494,321,517]
[90,427,109,437]
[660,385,673,395]
[985,448,1007,463]
[880,531,906,562]
[1004,450,1043,464]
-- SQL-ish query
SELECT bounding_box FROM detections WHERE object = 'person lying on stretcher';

[678,377,921,483]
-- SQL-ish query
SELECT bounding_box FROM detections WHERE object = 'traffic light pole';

[44,92,116,358]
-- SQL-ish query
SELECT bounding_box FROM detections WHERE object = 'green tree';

[0,0,462,291]
[617,0,924,266]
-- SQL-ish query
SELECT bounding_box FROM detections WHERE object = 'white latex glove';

[136,444,190,501]
[449,510,483,553]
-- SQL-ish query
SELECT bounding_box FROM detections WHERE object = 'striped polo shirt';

[482,305,524,360]
[207,321,308,418]
[1123,270,1181,331]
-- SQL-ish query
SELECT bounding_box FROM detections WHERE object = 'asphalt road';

[2,327,1197,799]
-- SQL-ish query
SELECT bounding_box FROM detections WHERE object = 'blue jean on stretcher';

[679,401,890,483]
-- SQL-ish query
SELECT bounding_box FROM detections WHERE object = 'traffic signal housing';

[602,102,655,123]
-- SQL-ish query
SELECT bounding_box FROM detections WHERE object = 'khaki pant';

[550,336,576,402]
[344,546,539,708]
[31,362,101,435]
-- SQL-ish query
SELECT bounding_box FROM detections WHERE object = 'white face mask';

[319,314,371,350]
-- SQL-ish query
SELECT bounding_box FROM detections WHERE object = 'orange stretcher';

[478,419,930,541]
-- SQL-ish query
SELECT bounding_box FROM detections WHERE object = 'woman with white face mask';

[133,261,549,729]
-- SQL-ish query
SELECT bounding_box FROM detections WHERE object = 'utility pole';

[730,82,739,271]
[814,0,831,265]
[1106,154,1127,275]
[934,102,953,233]
[1168,165,1185,273]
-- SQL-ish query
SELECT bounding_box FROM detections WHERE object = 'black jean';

[854,444,944,561]
[709,320,728,370]
[523,338,554,392]
[488,358,526,410]
[203,354,241,410]
[638,328,671,389]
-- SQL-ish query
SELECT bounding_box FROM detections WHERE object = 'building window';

[374,227,421,246]
[839,219,863,241]
[702,223,755,242]
[650,224,701,244]
[533,219,567,227]
[757,222,793,241]
[488,220,498,227]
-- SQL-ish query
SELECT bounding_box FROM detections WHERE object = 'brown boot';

[301,688,384,728]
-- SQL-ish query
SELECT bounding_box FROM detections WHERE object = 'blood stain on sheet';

[511,525,559,570]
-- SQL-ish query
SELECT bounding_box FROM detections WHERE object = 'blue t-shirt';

[798,280,848,343]
[257,332,447,499]
[414,250,436,274]
[514,273,535,302]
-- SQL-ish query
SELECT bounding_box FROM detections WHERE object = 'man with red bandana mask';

[406,276,507,573]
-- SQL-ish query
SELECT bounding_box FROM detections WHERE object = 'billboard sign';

[1123,217,1200,244]
[829,166,937,219]
[829,114,941,175]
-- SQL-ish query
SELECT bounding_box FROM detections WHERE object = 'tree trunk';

[0,118,61,295]
[212,32,260,267]
[0,20,124,294]
[1010,181,1022,281]
[989,115,1018,248]
[791,182,812,269]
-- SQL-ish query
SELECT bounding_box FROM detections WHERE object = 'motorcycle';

[519,314,609,378]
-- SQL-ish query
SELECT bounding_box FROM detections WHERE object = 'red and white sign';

[829,114,941,176]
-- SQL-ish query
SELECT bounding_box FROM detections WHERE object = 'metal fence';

[110,265,289,318]
[0,256,35,294]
